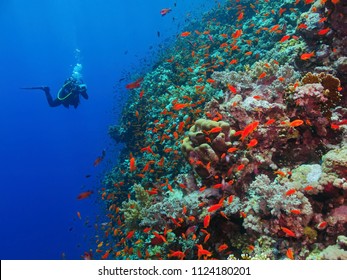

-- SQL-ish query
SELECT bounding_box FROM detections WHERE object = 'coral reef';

[95,0,347,260]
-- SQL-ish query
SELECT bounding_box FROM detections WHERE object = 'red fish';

[270,24,280,32]
[258,72,267,79]
[237,12,244,21]
[247,138,258,148]
[280,35,290,43]
[168,250,185,260]
[227,147,238,153]
[286,248,294,260]
[265,119,275,125]
[77,190,93,200]
[218,243,228,252]
[227,84,237,93]
[300,52,315,60]
[125,78,143,89]
[317,28,330,35]
[289,119,304,127]
[197,246,212,258]
[93,149,106,166]
[317,221,327,229]
[281,227,296,237]
[285,189,296,196]
[140,146,155,154]
[203,214,210,228]
[232,29,242,39]
[208,203,223,212]
[237,164,245,171]
[304,185,314,191]
[297,23,308,29]
[160,8,171,16]
[207,127,222,134]
[126,230,135,239]
[173,103,189,110]
[241,121,259,140]
[181,31,191,37]
[129,154,136,172]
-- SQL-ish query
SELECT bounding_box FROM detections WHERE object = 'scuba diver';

[22,77,88,108]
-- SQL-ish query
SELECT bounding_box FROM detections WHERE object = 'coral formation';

[95,0,347,260]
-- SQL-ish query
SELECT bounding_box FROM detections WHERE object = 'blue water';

[0,0,216,260]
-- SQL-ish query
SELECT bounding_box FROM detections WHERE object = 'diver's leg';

[43,87,61,107]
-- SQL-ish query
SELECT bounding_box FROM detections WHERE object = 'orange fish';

[247,138,258,148]
[290,209,301,215]
[237,12,244,21]
[140,145,155,154]
[160,8,171,16]
[208,203,223,212]
[197,248,212,258]
[93,150,106,166]
[143,227,151,234]
[280,35,290,43]
[270,24,280,32]
[279,8,286,16]
[286,248,294,260]
[285,189,296,196]
[218,243,229,252]
[232,29,242,39]
[203,214,211,228]
[77,190,93,200]
[126,230,135,239]
[173,103,189,110]
[203,233,210,243]
[208,127,222,134]
[258,72,267,79]
[241,121,259,140]
[297,23,308,29]
[227,84,237,93]
[300,51,315,60]
[304,185,314,191]
[289,119,304,127]
[125,78,143,89]
[181,31,191,37]
[101,250,111,260]
[227,147,238,153]
[265,119,275,125]
[206,78,215,83]
[237,164,245,171]
[77,211,81,219]
[317,221,327,229]
[281,227,296,237]
[317,28,330,36]
[129,155,136,172]
[168,250,186,260]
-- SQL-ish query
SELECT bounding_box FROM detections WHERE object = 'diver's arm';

[45,90,62,107]
[80,90,88,100]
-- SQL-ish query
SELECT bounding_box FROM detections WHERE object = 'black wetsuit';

[43,79,88,108]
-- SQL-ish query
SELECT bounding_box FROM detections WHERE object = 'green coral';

[303,226,318,242]
[121,184,151,228]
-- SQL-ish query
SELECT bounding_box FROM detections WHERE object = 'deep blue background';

[0,0,215,259]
